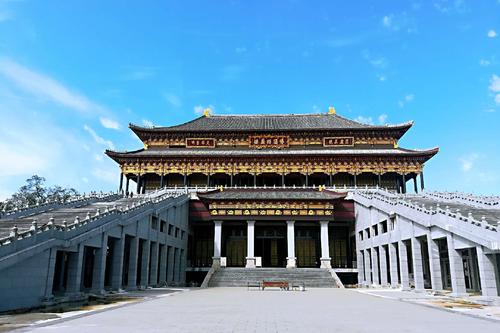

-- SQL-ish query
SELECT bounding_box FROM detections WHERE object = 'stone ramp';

[0,196,143,238]
[405,195,500,225]
[209,268,338,288]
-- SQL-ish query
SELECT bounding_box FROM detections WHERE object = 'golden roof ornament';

[328,106,336,115]
[203,108,212,117]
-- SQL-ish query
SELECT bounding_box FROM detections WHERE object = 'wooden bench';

[262,280,289,291]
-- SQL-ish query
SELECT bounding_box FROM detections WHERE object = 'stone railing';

[423,191,500,209]
[0,192,121,220]
[354,189,499,233]
[0,191,187,247]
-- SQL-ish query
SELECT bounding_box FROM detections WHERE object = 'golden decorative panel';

[186,138,216,148]
[323,137,355,147]
[249,135,289,148]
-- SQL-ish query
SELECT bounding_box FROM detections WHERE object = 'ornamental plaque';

[323,137,354,147]
[249,135,289,148]
[186,138,216,148]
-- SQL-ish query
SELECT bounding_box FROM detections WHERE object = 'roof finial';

[203,108,212,117]
[328,106,336,115]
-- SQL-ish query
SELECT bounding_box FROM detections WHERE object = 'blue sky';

[0,0,499,199]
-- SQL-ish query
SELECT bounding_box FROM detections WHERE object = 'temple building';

[106,108,437,194]
[105,109,438,285]
[1,108,499,313]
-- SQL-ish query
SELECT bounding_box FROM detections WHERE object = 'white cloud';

[378,114,388,124]
[142,119,154,127]
[194,104,215,116]
[398,94,415,107]
[354,116,374,125]
[362,50,388,69]
[460,153,479,172]
[235,47,247,54]
[489,74,500,92]
[489,75,500,105]
[0,58,106,114]
[479,59,491,67]
[100,117,120,130]
[92,167,118,184]
[377,75,387,82]
[82,177,89,184]
[487,30,497,38]
[382,15,394,29]
[164,93,182,107]
[83,125,115,150]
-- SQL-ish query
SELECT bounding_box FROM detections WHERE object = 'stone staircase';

[208,268,338,288]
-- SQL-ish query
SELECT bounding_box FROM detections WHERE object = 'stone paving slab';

[22,287,500,332]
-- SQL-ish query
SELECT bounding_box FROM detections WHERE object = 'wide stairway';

[209,268,338,288]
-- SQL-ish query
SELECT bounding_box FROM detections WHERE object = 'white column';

[357,250,364,284]
[411,237,425,290]
[379,245,388,286]
[286,220,296,268]
[446,234,467,296]
[476,246,499,297]
[388,242,399,288]
[246,221,256,268]
[213,220,223,267]
[398,240,410,290]
[364,249,372,285]
[320,221,331,269]
[427,234,443,290]
[371,247,380,285]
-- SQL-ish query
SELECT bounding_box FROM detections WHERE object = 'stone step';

[208,268,337,288]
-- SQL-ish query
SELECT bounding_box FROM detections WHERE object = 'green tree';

[1,175,79,211]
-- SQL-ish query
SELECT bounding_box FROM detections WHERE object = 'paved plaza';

[22,288,500,332]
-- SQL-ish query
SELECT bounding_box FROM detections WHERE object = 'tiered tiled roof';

[197,188,347,201]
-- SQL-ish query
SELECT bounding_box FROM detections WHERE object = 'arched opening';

[284,172,305,187]
[257,173,282,186]
[211,173,231,187]
[332,172,354,187]
[309,172,329,186]
[233,172,254,186]
[188,173,208,187]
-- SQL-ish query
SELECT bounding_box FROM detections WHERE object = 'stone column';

[398,240,410,290]
[174,248,180,282]
[111,234,125,290]
[213,220,223,267]
[43,248,58,298]
[476,246,499,297]
[66,244,84,294]
[179,249,186,284]
[126,236,139,289]
[371,247,380,285]
[379,245,388,286]
[286,220,296,268]
[357,250,364,284]
[246,220,256,268]
[139,240,151,287]
[119,173,124,193]
[446,234,467,296]
[160,173,164,188]
[319,221,331,269]
[364,249,372,285]
[158,244,167,285]
[167,246,175,284]
[136,175,141,194]
[149,242,159,286]
[413,177,418,194]
[411,237,425,290]
[92,233,109,294]
[420,171,425,191]
[388,242,399,287]
[427,234,443,290]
